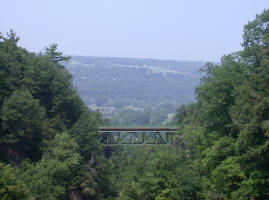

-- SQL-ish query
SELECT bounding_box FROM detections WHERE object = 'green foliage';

[195,55,246,134]
[110,105,176,126]
[175,104,187,124]
[110,146,200,200]
[202,136,235,171]
[43,132,81,168]
[93,10,269,200]
[175,9,269,200]
[18,159,66,200]
[1,9,269,200]
[0,163,31,200]
[45,43,71,63]
[18,132,82,200]
[0,31,115,199]
[237,170,269,199]
[209,157,245,199]
[70,111,100,160]
[2,89,46,142]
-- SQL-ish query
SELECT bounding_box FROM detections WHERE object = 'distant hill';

[64,56,206,110]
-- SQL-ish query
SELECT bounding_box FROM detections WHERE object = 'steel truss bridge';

[98,127,177,145]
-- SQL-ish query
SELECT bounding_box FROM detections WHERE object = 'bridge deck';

[99,127,177,132]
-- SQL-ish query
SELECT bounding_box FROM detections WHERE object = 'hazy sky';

[1,1,268,62]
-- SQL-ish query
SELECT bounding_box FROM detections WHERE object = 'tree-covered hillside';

[0,32,116,200]
[1,9,268,200]
[180,10,269,198]
[64,56,206,125]
[108,9,269,200]
[64,56,206,108]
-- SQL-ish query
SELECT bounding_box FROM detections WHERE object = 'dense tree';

[110,105,174,126]
[18,132,81,200]
[1,9,269,200]
[0,163,31,200]
[174,9,269,200]
[110,146,200,200]
[45,43,71,63]
[1,89,47,161]
[0,31,115,199]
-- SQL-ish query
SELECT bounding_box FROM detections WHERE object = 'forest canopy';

[109,9,269,200]
[0,9,269,200]
[0,30,115,200]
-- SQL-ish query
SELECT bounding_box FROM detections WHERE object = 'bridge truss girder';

[99,131,174,145]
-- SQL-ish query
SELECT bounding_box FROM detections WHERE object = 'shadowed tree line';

[0,31,116,200]
[108,9,269,200]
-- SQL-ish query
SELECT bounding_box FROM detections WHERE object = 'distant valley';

[64,56,207,124]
